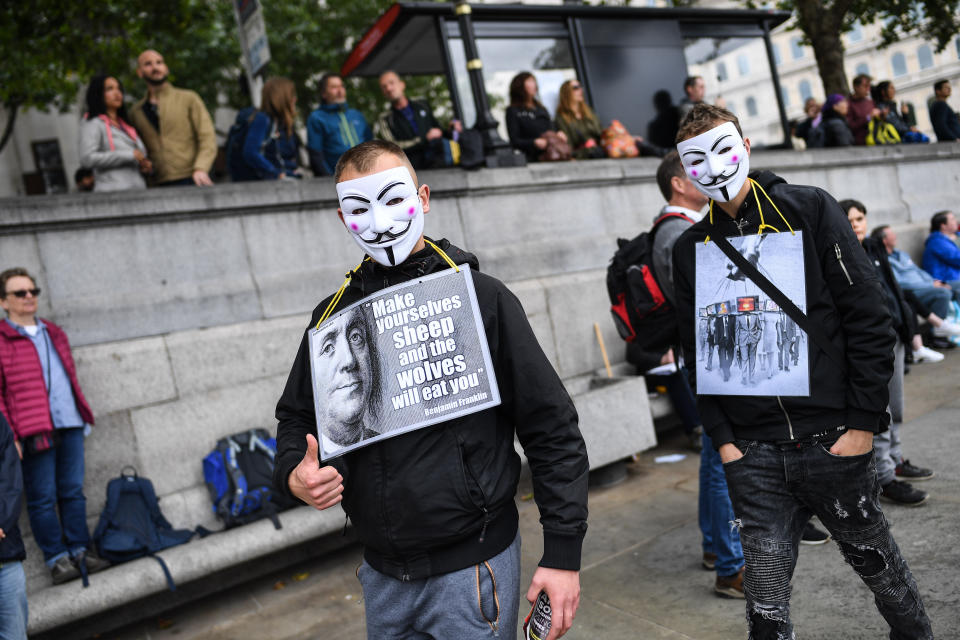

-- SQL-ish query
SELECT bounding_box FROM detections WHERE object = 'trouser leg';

[703,433,743,576]
[800,444,932,640]
[21,446,68,564]
[0,561,28,640]
[55,428,90,554]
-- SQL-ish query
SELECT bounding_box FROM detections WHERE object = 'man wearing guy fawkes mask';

[275,141,588,639]
[671,105,932,639]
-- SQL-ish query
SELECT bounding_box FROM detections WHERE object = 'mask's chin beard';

[385,245,396,266]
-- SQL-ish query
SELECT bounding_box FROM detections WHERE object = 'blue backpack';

[93,468,197,590]
[203,429,294,530]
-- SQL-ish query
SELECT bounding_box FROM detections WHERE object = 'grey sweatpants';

[874,339,905,485]
[358,534,522,639]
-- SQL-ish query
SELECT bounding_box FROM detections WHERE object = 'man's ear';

[744,137,752,155]
[670,175,685,198]
[337,209,345,226]
[418,184,431,215]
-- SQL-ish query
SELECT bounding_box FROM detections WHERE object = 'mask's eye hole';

[349,207,368,215]
[719,146,733,154]
[386,197,404,206]
[690,159,704,166]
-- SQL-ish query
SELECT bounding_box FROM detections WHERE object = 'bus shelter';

[342,2,792,156]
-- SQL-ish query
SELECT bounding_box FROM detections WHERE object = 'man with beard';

[312,306,381,457]
[275,140,588,639]
[672,103,931,639]
[129,50,217,186]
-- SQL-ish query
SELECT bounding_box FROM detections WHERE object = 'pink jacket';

[0,320,94,442]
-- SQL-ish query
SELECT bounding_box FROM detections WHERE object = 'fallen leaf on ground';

[273,580,287,590]
[156,618,174,630]
[520,492,534,501]
[293,572,309,581]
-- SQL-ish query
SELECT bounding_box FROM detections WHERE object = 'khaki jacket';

[129,83,217,183]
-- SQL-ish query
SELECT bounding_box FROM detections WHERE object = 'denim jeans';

[358,534,521,639]
[0,560,28,640]
[699,432,744,576]
[875,340,905,485]
[20,427,90,565]
[907,285,952,320]
[723,438,932,640]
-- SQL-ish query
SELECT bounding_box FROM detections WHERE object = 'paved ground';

[107,348,960,639]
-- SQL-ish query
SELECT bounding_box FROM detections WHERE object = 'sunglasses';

[571,84,582,90]
[7,288,41,298]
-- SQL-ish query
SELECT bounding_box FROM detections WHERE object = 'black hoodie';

[0,414,25,563]
[672,171,895,449]
[274,238,588,580]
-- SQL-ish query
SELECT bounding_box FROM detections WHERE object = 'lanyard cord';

[314,240,461,329]
[704,178,795,244]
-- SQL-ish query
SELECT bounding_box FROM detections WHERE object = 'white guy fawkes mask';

[336,165,425,266]
[676,121,749,202]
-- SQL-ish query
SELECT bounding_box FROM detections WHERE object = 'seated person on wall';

[809,94,855,148]
[873,81,928,143]
[0,268,109,585]
[794,97,821,146]
[843,199,935,506]
[554,80,605,160]
[922,210,960,290]
[79,74,151,192]
[880,225,960,331]
[647,90,681,151]
[374,71,462,170]
[238,77,302,181]
[505,71,567,162]
[929,79,960,142]
[846,74,878,146]
[306,73,373,177]
[274,140,588,639]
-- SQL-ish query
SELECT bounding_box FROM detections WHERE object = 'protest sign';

[308,267,500,460]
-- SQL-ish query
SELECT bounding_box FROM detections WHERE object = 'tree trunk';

[793,0,855,97]
[0,102,19,156]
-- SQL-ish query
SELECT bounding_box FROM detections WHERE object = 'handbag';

[601,120,639,159]
[538,131,572,162]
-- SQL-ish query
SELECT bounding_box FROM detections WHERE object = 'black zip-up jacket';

[672,171,895,449]
[862,236,917,345]
[0,414,25,563]
[274,239,588,580]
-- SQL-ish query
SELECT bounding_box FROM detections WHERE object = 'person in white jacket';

[79,75,151,192]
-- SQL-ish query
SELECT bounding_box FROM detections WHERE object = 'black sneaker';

[74,549,110,574]
[896,460,934,481]
[800,521,831,545]
[50,555,80,585]
[880,479,928,506]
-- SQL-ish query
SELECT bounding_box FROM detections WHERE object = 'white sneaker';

[913,345,945,363]
[932,321,960,337]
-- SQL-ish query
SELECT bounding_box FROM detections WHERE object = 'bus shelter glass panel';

[447,36,576,142]
[684,36,785,148]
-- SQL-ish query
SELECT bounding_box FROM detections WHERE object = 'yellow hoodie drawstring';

[315,240,461,329]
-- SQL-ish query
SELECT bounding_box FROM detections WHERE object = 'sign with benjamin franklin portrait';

[308,267,501,460]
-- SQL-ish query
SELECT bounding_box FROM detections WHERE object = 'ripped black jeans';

[723,438,932,640]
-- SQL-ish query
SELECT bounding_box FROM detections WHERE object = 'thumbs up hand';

[288,434,344,510]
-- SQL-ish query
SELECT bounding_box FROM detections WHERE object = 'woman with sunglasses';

[79,75,152,191]
[555,79,606,159]
[0,268,107,585]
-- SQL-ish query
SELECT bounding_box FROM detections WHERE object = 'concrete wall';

[8,143,960,597]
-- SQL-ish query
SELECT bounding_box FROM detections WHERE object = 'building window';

[746,96,758,116]
[918,45,934,70]
[847,22,863,43]
[855,62,870,76]
[716,61,728,82]
[790,37,804,60]
[780,86,790,108]
[891,52,907,77]
[799,80,812,102]
[738,53,750,77]
[772,43,781,66]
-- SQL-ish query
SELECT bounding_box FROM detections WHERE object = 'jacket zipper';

[458,441,491,543]
[834,243,854,285]
[777,396,795,440]
[377,447,409,581]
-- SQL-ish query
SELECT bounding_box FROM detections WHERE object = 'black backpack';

[805,122,826,148]
[93,468,197,590]
[202,429,296,530]
[606,212,693,352]
[225,107,275,181]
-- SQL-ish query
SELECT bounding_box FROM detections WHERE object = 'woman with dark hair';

[505,71,565,161]
[816,94,855,147]
[555,79,605,159]
[238,76,302,180]
[78,75,151,191]
[873,80,927,143]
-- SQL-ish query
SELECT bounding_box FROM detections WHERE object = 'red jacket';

[846,96,875,145]
[0,319,94,442]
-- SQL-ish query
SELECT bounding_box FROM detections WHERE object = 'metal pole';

[453,0,525,167]
[762,19,791,149]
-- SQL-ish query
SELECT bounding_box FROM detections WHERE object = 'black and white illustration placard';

[695,231,810,397]
[309,267,500,460]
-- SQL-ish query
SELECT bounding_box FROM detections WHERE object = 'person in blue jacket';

[0,413,28,640]
[241,77,302,181]
[306,73,372,176]
[922,210,960,289]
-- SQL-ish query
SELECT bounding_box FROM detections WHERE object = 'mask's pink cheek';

[350,223,358,231]
[731,155,738,162]
[408,206,415,216]
[691,169,698,177]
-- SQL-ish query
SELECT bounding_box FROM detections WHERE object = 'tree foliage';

[0,0,451,153]
[745,0,960,96]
